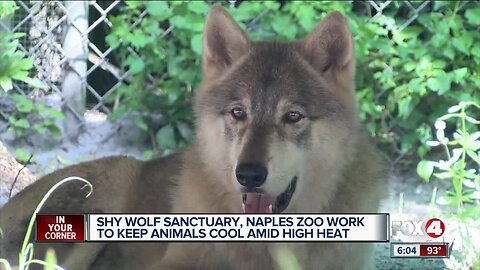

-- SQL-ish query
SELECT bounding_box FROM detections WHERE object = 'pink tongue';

[243,193,275,214]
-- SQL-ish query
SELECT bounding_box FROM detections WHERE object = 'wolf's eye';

[283,111,304,123]
[231,107,246,120]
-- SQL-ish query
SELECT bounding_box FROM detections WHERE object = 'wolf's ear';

[203,5,250,80]
[301,11,354,78]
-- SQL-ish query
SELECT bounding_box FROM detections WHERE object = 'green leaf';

[145,1,168,17]
[403,62,416,72]
[0,2,18,18]
[11,71,29,81]
[10,32,25,39]
[426,75,451,93]
[472,46,480,59]
[190,33,202,55]
[271,15,298,40]
[184,14,204,32]
[417,160,434,182]
[465,116,480,124]
[468,131,480,143]
[14,118,30,128]
[110,17,129,36]
[105,35,120,49]
[436,195,455,206]
[132,115,148,132]
[126,56,145,75]
[16,99,34,113]
[130,29,149,48]
[167,87,181,103]
[16,58,33,70]
[45,123,62,137]
[296,6,316,30]
[15,148,31,164]
[176,121,192,141]
[465,7,480,25]
[400,26,422,41]
[398,96,413,119]
[45,108,64,120]
[433,1,453,11]
[12,94,35,113]
[452,33,473,54]
[442,46,454,59]
[156,124,177,150]
[33,124,46,134]
[467,141,480,151]
[448,105,461,113]
[0,77,13,91]
[126,1,143,9]
[187,2,209,14]
[453,131,463,142]
[452,67,468,83]
[433,172,453,179]
[22,77,46,89]
[169,15,187,29]
[466,150,480,164]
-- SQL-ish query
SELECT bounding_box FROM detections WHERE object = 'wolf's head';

[194,5,360,214]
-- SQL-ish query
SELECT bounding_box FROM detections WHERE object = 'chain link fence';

[0,0,467,137]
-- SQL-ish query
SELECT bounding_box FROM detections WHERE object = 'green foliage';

[15,148,32,164]
[355,2,480,160]
[0,2,18,19]
[0,2,45,91]
[105,1,211,155]
[418,101,480,268]
[418,101,480,208]
[1,2,63,140]
[105,1,479,159]
[7,94,64,138]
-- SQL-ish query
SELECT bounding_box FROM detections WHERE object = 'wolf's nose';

[235,163,268,188]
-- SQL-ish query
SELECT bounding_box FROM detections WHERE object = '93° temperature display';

[391,242,449,258]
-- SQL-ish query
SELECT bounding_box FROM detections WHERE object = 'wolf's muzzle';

[235,163,268,188]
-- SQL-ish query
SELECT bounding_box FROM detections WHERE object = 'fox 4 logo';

[391,218,445,242]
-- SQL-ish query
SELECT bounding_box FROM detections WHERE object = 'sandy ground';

[1,112,473,269]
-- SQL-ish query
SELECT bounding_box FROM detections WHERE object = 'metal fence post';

[61,1,88,141]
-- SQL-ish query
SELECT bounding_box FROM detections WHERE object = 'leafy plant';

[355,2,480,162]
[7,94,64,138]
[0,2,45,91]
[0,2,18,19]
[417,101,480,269]
[1,2,64,140]
[104,1,208,156]
[104,1,479,160]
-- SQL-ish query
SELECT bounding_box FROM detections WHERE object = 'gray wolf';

[0,5,386,270]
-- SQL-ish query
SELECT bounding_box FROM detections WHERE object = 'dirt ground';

[0,112,470,269]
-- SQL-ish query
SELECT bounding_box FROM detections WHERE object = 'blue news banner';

[85,214,389,242]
